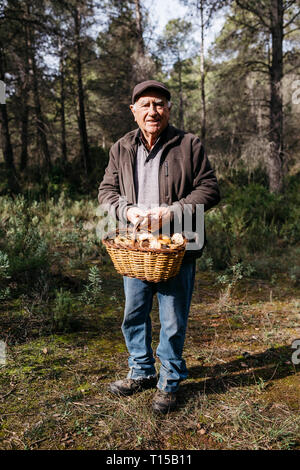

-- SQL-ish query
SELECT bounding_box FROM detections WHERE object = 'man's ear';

[129,104,137,121]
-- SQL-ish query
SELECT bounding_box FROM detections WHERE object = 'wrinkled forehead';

[135,89,168,104]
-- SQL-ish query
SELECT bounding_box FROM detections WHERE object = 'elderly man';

[98,80,220,413]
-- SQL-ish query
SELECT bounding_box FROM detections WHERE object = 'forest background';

[0,0,300,451]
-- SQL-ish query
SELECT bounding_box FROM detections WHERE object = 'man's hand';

[140,206,171,232]
[127,206,147,226]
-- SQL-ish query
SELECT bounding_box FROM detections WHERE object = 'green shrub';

[79,266,102,304]
[204,180,300,271]
[0,250,11,300]
[53,288,74,331]
[0,196,50,291]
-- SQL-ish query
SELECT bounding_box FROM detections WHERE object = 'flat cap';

[132,80,171,104]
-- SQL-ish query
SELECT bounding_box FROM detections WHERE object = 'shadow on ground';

[179,345,299,402]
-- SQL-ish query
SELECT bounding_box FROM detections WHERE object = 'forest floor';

[0,260,300,450]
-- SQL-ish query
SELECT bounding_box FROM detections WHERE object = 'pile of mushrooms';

[112,232,185,250]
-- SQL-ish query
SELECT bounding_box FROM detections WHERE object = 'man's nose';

[148,103,158,114]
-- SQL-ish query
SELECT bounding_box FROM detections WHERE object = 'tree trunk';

[27,9,51,171]
[20,100,29,171]
[178,60,184,130]
[199,0,206,143]
[74,5,90,174]
[234,0,285,193]
[59,38,67,164]
[0,48,19,192]
[268,0,284,193]
[30,50,52,170]
[20,23,30,171]
[134,0,144,56]
[132,0,150,82]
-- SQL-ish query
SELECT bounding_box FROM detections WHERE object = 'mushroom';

[149,239,163,249]
[171,233,184,245]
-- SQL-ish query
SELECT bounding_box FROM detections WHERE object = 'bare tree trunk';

[134,0,144,56]
[235,0,285,193]
[133,0,151,82]
[74,5,90,174]
[59,38,67,164]
[199,0,206,143]
[0,48,19,192]
[268,0,284,193]
[178,60,184,130]
[20,100,29,172]
[27,6,51,171]
[30,48,52,170]
[0,102,15,173]
[20,23,30,171]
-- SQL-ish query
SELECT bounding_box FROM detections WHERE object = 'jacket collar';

[120,124,183,151]
[135,124,170,147]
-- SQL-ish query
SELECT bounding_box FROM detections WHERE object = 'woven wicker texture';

[102,215,186,282]
[103,239,186,282]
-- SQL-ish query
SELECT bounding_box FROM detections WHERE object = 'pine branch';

[235,0,271,30]
[244,59,270,70]
[283,10,300,29]
[283,0,298,11]
[284,26,300,36]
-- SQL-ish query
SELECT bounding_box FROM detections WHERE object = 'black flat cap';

[132,80,171,104]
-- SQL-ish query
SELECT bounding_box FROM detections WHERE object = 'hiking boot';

[152,389,177,414]
[109,376,157,396]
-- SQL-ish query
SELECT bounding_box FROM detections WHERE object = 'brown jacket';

[98,125,220,260]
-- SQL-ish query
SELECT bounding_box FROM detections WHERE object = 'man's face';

[130,90,171,139]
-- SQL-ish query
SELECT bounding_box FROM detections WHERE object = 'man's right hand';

[127,206,147,226]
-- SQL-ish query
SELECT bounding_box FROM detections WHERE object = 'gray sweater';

[134,137,163,210]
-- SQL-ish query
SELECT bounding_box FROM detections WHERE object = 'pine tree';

[226,0,300,192]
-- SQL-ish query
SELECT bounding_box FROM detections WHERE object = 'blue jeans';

[122,260,196,392]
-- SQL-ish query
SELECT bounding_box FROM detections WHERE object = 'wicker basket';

[102,218,186,282]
